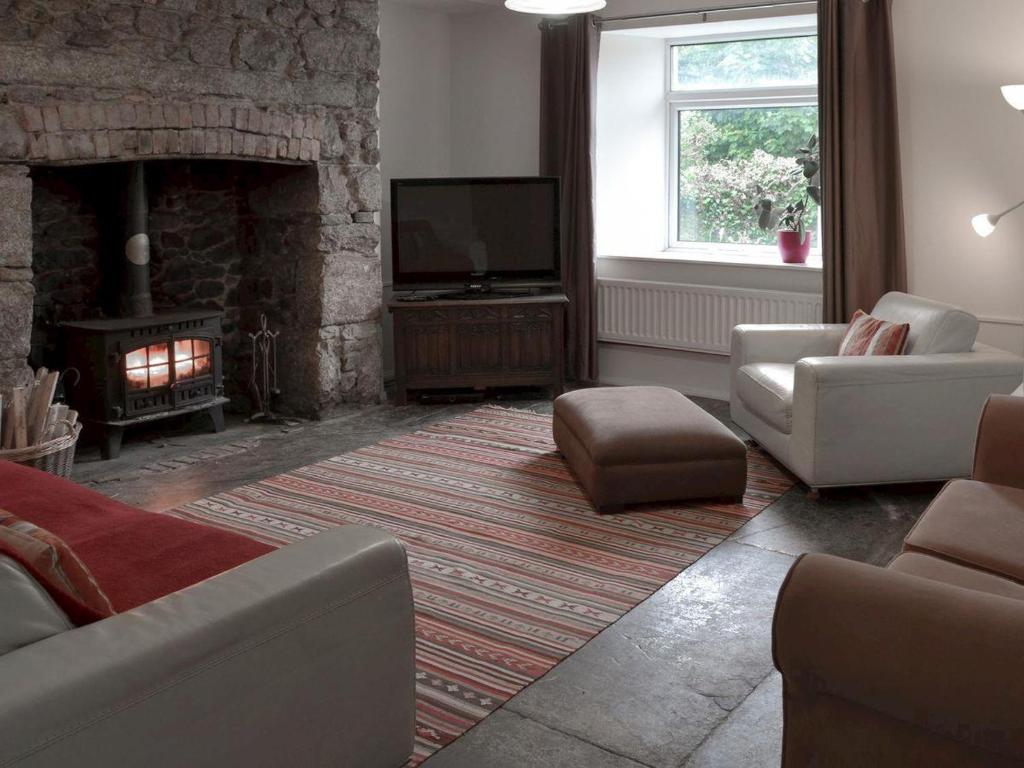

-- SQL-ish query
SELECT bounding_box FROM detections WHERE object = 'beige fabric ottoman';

[553,386,747,513]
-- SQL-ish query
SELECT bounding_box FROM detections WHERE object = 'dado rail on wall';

[597,278,824,355]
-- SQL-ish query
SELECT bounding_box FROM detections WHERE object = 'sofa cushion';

[0,510,114,625]
[0,460,273,612]
[903,479,1024,583]
[838,310,909,356]
[735,363,795,434]
[0,555,73,655]
[871,292,978,354]
[888,552,1024,601]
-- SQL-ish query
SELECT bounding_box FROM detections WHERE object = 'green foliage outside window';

[673,36,818,91]
[677,106,820,246]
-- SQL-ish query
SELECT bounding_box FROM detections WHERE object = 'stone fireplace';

[0,0,383,428]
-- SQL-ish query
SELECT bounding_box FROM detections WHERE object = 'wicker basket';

[0,422,82,479]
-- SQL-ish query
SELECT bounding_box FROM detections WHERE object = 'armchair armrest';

[774,553,1024,761]
[796,346,1022,387]
[731,324,848,367]
[0,526,415,768]
[788,345,1023,485]
[973,394,1024,488]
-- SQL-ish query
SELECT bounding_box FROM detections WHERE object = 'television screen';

[391,177,561,290]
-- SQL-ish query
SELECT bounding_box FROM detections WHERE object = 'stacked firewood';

[0,368,78,450]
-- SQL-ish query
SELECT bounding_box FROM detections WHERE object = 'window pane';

[125,347,148,370]
[677,106,819,246]
[150,364,169,388]
[127,368,148,390]
[147,342,169,366]
[672,36,817,91]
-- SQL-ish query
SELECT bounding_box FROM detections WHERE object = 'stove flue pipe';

[124,161,154,318]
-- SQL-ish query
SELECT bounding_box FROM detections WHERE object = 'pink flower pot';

[777,231,812,264]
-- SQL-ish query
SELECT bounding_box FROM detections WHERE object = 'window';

[668,28,819,254]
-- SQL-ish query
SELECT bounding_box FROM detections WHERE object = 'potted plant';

[753,136,821,264]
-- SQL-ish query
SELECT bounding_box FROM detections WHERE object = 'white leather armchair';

[730,292,1024,488]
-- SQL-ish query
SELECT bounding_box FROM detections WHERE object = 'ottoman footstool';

[553,386,747,513]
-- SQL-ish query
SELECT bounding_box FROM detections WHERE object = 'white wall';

[449,9,541,176]
[893,0,1024,355]
[380,0,453,284]
[596,33,666,256]
[379,0,453,378]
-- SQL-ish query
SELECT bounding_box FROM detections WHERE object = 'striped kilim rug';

[168,405,794,765]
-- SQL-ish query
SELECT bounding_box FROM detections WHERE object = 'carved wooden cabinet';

[388,293,568,404]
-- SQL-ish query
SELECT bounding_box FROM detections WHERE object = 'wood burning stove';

[61,161,228,460]
[63,311,226,459]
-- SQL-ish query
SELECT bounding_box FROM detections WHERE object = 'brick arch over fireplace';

[17,101,328,165]
[0,0,384,413]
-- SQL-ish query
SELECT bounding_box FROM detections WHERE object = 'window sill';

[599,244,823,272]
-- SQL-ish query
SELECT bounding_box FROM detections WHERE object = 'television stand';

[388,292,568,405]
[443,289,531,301]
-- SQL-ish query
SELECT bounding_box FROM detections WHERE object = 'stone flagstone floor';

[73,395,939,768]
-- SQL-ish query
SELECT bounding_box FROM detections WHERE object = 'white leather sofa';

[0,526,415,768]
[730,292,1023,488]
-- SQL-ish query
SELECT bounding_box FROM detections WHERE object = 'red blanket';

[0,460,272,612]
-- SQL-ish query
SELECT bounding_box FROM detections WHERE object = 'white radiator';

[597,278,823,356]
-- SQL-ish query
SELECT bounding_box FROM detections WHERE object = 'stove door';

[170,336,218,407]
[123,340,174,417]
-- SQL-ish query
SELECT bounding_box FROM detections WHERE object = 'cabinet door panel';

[508,322,554,371]
[455,324,504,372]
[403,325,452,375]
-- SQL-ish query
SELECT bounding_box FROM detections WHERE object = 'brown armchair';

[773,395,1024,767]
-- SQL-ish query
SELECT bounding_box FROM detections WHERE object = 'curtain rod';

[540,1,817,28]
[595,1,816,26]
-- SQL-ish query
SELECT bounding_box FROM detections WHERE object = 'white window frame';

[666,23,819,258]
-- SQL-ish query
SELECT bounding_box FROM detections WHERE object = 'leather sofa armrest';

[786,346,1023,486]
[774,553,1024,761]
[973,394,1024,489]
[0,526,415,768]
[795,345,1022,387]
[730,324,848,368]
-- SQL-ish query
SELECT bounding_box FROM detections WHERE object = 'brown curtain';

[819,0,907,322]
[540,15,600,383]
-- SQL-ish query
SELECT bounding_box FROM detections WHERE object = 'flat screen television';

[390,177,561,291]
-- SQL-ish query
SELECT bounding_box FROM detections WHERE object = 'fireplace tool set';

[247,313,287,424]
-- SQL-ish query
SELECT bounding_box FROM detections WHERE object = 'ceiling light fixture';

[504,0,606,15]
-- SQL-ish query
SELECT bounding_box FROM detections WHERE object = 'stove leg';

[101,427,124,461]
[208,403,226,433]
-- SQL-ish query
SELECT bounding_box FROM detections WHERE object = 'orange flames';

[125,339,212,390]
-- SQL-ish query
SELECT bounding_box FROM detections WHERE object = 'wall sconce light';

[1002,84,1024,111]
[972,201,1024,238]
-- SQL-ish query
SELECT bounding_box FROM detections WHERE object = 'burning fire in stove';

[125,339,212,391]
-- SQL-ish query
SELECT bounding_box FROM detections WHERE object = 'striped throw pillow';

[0,509,115,625]
[838,310,910,356]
